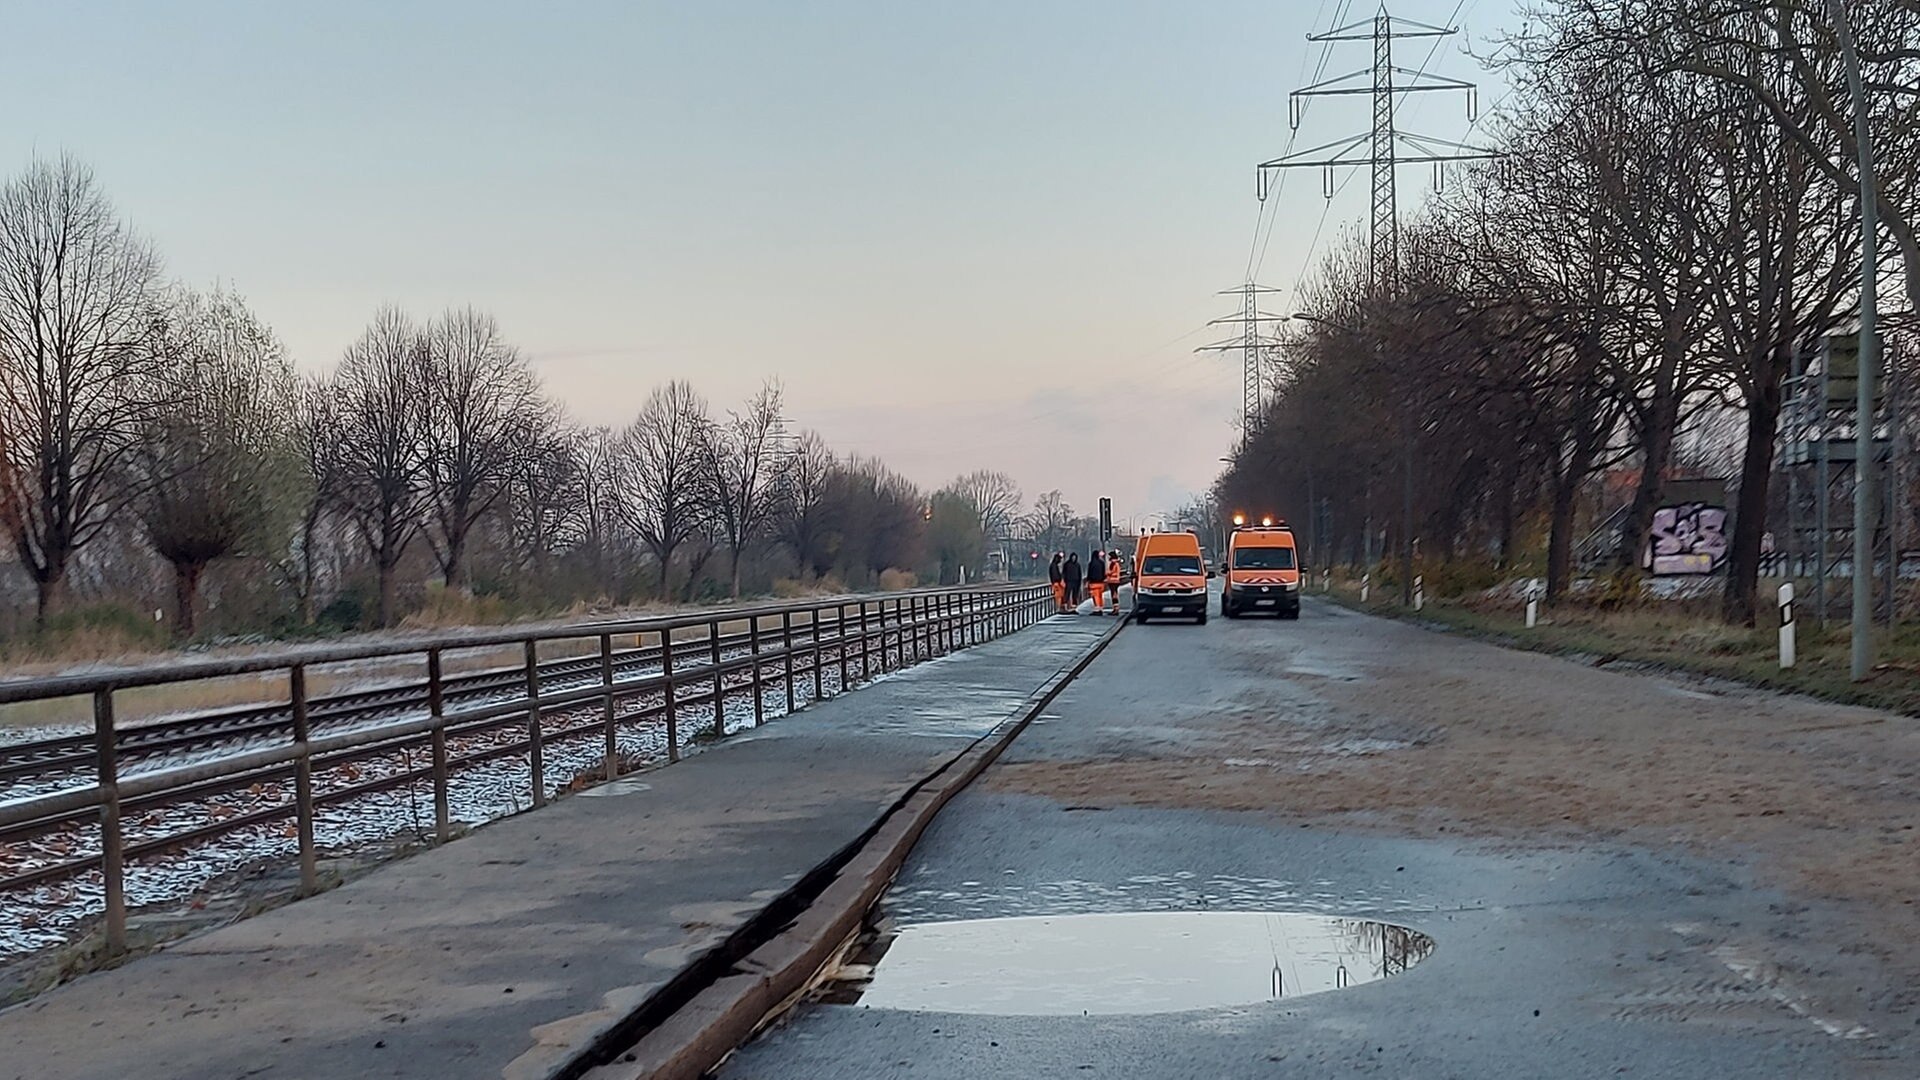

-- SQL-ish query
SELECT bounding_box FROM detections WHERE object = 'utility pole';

[1258,10,1495,290]
[1259,7,1494,607]
[1198,283,1288,452]
[1829,0,1880,681]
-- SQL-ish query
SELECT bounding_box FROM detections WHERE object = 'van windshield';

[1141,554,1202,576]
[1233,546,1295,570]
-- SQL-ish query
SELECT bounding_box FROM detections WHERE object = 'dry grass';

[1323,574,1920,719]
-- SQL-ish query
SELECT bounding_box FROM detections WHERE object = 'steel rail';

[0,585,1052,956]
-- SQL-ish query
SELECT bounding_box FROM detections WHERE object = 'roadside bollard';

[1321,568,1330,593]
[1778,582,1796,668]
[1413,575,1424,611]
[1360,573,1370,603]
[1524,579,1543,628]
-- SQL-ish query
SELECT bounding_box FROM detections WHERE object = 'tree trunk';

[378,560,399,628]
[1722,352,1787,626]
[173,561,205,640]
[1546,469,1580,605]
[657,552,672,600]
[34,569,68,629]
[730,547,742,599]
[1618,391,1680,572]
[442,525,469,594]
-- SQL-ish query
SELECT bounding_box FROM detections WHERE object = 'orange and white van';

[1132,530,1209,624]
[1222,519,1301,619]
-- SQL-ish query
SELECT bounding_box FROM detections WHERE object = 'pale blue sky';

[0,0,1510,520]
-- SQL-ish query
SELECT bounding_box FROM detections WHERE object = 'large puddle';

[855,911,1434,1015]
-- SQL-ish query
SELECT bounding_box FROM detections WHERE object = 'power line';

[1258,6,1496,291]
[1197,284,1289,449]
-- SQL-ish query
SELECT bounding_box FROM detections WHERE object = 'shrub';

[879,568,918,592]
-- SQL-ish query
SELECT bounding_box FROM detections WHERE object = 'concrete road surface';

[0,618,1111,1080]
[719,594,1915,1079]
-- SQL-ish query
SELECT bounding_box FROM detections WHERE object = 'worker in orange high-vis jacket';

[1104,549,1122,615]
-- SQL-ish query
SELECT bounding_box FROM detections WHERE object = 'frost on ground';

[0,646,866,959]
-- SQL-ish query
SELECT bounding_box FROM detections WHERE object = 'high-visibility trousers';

[1089,582,1105,609]
[1052,581,1067,609]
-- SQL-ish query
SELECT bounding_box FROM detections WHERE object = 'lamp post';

[1828,0,1880,681]
[1295,310,1416,607]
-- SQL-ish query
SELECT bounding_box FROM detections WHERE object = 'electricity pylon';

[1197,283,1288,450]
[1257,8,1495,290]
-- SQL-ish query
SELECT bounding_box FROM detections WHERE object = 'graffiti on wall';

[1648,502,1730,575]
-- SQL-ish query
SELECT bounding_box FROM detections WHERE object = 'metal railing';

[0,583,1052,954]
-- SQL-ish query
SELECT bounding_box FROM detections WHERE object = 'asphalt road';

[717,593,1906,1079]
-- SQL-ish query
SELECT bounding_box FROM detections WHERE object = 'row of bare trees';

[0,156,1047,643]
[1218,0,1919,625]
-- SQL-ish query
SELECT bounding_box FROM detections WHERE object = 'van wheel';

[1196,610,1208,625]
[1222,598,1237,618]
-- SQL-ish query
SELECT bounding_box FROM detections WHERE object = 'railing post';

[710,619,725,737]
[600,634,618,780]
[93,689,126,957]
[838,603,850,688]
[525,640,546,807]
[781,611,795,715]
[750,616,765,726]
[428,649,450,842]
[811,605,824,701]
[860,601,871,681]
[663,628,680,761]
[290,665,319,892]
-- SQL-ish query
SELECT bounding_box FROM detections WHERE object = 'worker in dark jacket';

[1063,552,1084,608]
[1048,552,1066,612]
[1087,549,1107,613]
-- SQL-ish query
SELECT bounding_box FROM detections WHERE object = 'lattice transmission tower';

[1257,8,1495,290]
[1197,282,1288,450]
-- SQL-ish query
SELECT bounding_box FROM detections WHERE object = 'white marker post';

[1413,575,1425,611]
[1778,582,1796,668]
[1360,573,1370,603]
[1322,568,1331,593]
[1524,579,1543,629]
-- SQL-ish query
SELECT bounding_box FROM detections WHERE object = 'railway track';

[0,584,1049,958]
[0,624,818,784]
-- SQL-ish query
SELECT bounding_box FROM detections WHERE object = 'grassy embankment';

[1322,572,1920,719]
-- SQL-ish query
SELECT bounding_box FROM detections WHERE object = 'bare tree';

[775,429,836,577]
[1024,490,1075,555]
[702,380,785,597]
[421,307,549,592]
[576,425,623,589]
[273,375,350,626]
[335,307,431,627]
[614,380,711,597]
[947,469,1023,540]
[0,156,161,623]
[136,287,297,638]
[503,425,586,580]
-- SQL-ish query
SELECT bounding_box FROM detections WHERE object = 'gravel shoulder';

[986,597,1920,1048]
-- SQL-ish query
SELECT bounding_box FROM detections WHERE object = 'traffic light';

[1098,497,1112,542]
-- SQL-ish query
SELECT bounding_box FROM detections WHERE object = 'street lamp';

[1828,0,1880,681]
[1296,311,1417,608]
